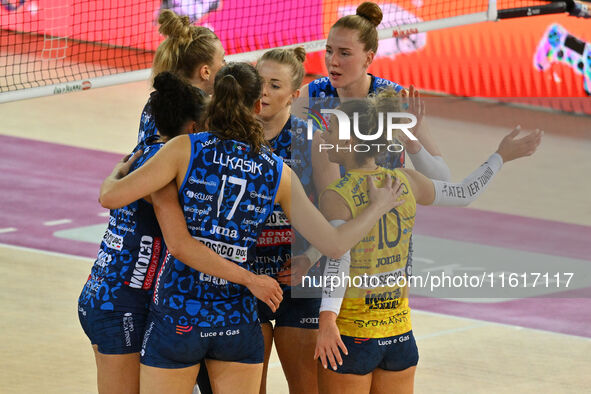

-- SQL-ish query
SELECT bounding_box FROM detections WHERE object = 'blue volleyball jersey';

[288,115,317,201]
[253,115,314,278]
[308,74,403,99]
[79,141,165,312]
[308,74,406,170]
[152,132,284,328]
[137,95,157,145]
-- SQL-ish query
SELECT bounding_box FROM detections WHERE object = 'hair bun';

[291,47,306,64]
[356,2,383,27]
[158,9,192,43]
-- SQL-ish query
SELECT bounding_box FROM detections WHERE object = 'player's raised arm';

[404,126,543,206]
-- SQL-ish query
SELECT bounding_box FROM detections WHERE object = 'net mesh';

[0,0,568,94]
[1,0,158,92]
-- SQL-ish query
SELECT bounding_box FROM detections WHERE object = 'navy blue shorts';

[332,331,419,375]
[258,288,320,329]
[140,315,264,369]
[78,304,148,354]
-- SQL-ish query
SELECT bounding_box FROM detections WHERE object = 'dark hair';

[151,72,207,139]
[258,47,306,90]
[332,2,382,53]
[338,88,403,165]
[206,62,266,153]
[152,9,220,82]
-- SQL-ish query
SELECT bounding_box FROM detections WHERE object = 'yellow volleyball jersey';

[325,168,416,338]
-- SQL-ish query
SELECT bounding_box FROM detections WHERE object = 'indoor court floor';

[1,80,590,393]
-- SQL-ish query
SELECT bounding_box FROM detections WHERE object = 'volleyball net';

[1,0,589,103]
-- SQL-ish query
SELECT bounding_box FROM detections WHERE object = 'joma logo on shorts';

[299,317,319,324]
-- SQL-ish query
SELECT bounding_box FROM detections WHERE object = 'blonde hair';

[371,88,405,140]
[338,88,403,165]
[258,47,306,90]
[151,10,219,82]
[332,2,382,53]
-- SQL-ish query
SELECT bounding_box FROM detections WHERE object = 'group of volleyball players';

[78,3,542,393]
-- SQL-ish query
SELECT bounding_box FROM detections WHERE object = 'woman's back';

[153,132,283,328]
[80,140,166,311]
[325,167,415,338]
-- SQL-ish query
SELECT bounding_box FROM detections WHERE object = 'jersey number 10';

[377,210,401,250]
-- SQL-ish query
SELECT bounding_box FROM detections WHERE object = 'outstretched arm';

[400,85,450,180]
[405,126,543,206]
[151,182,283,312]
[99,135,190,209]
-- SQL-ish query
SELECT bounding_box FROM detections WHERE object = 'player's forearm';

[296,191,390,258]
[408,147,451,181]
[99,175,126,209]
[320,221,350,315]
[431,153,503,207]
[319,311,339,325]
[172,237,257,287]
[329,202,383,255]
